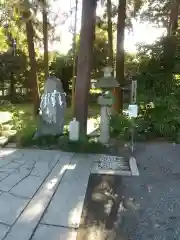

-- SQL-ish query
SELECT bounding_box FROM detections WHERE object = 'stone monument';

[34,76,66,138]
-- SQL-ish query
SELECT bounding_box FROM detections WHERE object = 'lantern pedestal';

[98,96,112,144]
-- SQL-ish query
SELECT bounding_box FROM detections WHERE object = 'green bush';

[16,122,36,147]
[138,95,180,141]
[17,127,109,154]
[124,35,180,142]
[110,94,180,142]
[57,135,108,153]
[110,113,132,140]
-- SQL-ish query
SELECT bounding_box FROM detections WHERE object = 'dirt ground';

[117,142,180,240]
[76,174,125,240]
[78,142,180,240]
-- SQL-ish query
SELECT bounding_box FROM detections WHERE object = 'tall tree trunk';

[71,0,78,115]
[42,1,49,79]
[164,0,180,91]
[114,0,126,113]
[75,0,97,138]
[10,41,15,103]
[24,11,40,115]
[168,0,180,36]
[107,0,115,113]
[107,0,113,68]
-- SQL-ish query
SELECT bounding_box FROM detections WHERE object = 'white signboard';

[131,80,137,103]
[128,104,138,118]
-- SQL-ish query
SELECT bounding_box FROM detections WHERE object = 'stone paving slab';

[0,150,107,239]
[0,167,17,174]
[0,223,9,240]
[0,161,24,174]
[0,137,8,148]
[0,149,46,165]
[0,159,12,169]
[0,168,31,191]
[10,175,43,199]
[0,192,29,225]
[32,224,77,240]
[19,160,36,172]
[4,152,74,240]
[0,157,15,169]
[13,158,28,164]
[0,149,22,163]
[30,157,58,178]
[3,161,23,170]
[42,154,94,228]
[0,172,9,182]
[0,150,62,192]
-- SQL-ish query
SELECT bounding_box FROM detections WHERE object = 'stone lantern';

[95,66,119,144]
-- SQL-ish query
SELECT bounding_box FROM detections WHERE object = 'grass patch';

[0,103,100,147]
[58,137,108,153]
[110,113,154,142]
[18,134,109,154]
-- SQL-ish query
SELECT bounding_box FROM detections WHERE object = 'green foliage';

[138,96,180,141]
[49,54,73,93]
[123,35,180,142]
[0,28,8,51]
[16,121,36,146]
[109,113,148,142]
[5,103,101,149]
[0,50,27,84]
[57,136,109,153]
[140,0,171,28]
[1,0,180,146]
[92,27,109,78]
[110,34,180,143]
[110,113,131,140]
[19,133,109,154]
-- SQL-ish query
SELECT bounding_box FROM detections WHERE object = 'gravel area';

[118,142,180,240]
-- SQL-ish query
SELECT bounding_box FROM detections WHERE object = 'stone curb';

[0,136,9,149]
[129,156,139,176]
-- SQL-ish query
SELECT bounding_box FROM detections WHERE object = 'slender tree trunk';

[24,11,40,115]
[107,0,113,68]
[71,0,78,115]
[113,0,126,113]
[75,0,97,138]
[10,73,15,103]
[42,1,49,79]
[10,43,15,103]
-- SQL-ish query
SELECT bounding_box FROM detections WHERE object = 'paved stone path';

[0,149,97,240]
[118,142,180,240]
[0,145,143,240]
